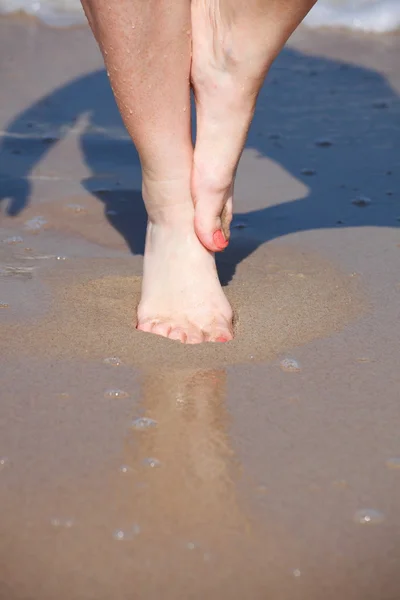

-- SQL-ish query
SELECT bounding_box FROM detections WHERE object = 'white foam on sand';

[1,0,399,32]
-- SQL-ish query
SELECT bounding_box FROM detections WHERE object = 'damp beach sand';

[1,15,400,600]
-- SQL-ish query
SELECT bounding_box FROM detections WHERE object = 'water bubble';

[280,358,301,373]
[142,457,161,468]
[352,195,371,207]
[354,509,384,525]
[301,168,316,176]
[56,256,67,261]
[0,457,9,470]
[386,457,400,470]
[315,137,333,147]
[51,517,74,528]
[104,389,129,399]
[66,203,86,214]
[0,303,9,309]
[119,464,134,475]
[113,524,140,541]
[3,236,23,245]
[131,417,157,430]
[293,569,301,577]
[24,216,47,231]
[103,356,123,366]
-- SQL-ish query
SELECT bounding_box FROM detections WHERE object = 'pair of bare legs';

[82,0,316,344]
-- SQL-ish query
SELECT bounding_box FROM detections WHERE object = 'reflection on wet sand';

[1,367,289,600]
[106,368,270,598]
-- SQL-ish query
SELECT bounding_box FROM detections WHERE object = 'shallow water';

[1,0,400,32]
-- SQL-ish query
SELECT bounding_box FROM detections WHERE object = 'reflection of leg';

[81,0,233,344]
[129,369,241,530]
[121,368,285,596]
[191,0,317,252]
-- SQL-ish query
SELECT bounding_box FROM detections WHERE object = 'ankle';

[142,175,194,227]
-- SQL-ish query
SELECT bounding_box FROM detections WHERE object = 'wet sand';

[1,16,400,600]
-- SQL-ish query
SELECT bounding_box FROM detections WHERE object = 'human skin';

[81,0,317,344]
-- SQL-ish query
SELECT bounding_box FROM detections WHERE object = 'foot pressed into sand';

[136,209,233,344]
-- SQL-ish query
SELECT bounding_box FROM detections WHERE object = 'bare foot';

[136,180,233,344]
[190,0,282,253]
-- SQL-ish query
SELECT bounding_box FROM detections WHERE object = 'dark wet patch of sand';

[0,241,363,368]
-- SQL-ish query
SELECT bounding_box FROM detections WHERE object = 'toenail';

[213,229,229,250]
[216,336,229,343]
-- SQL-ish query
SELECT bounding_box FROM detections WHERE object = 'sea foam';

[1,0,400,32]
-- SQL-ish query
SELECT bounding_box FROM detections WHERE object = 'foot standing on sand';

[81,0,317,344]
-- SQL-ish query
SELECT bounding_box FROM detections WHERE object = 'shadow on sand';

[0,47,399,284]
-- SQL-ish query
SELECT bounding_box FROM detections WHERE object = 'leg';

[82,0,233,343]
[191,0,317,251]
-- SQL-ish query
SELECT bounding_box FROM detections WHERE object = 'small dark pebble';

[372,101,388,109]
[315,138,333,147]
[352,195,371,207]
[301,168,316,176]
[232,219,248,230]
[41,135,59,144]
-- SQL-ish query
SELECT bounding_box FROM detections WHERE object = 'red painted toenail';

[213,229,229,250]
[216,336,229,343]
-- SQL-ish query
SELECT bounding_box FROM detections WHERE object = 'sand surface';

[1,16,400,600]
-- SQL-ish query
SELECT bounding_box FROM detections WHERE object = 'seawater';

[1,0,399,32]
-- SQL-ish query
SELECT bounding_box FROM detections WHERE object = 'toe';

[192,169,233,253]
[204,321,234,343]
[186,326,205,345]
[136,320,154,333]
[151,322,172,339]
[168,327,187,343]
